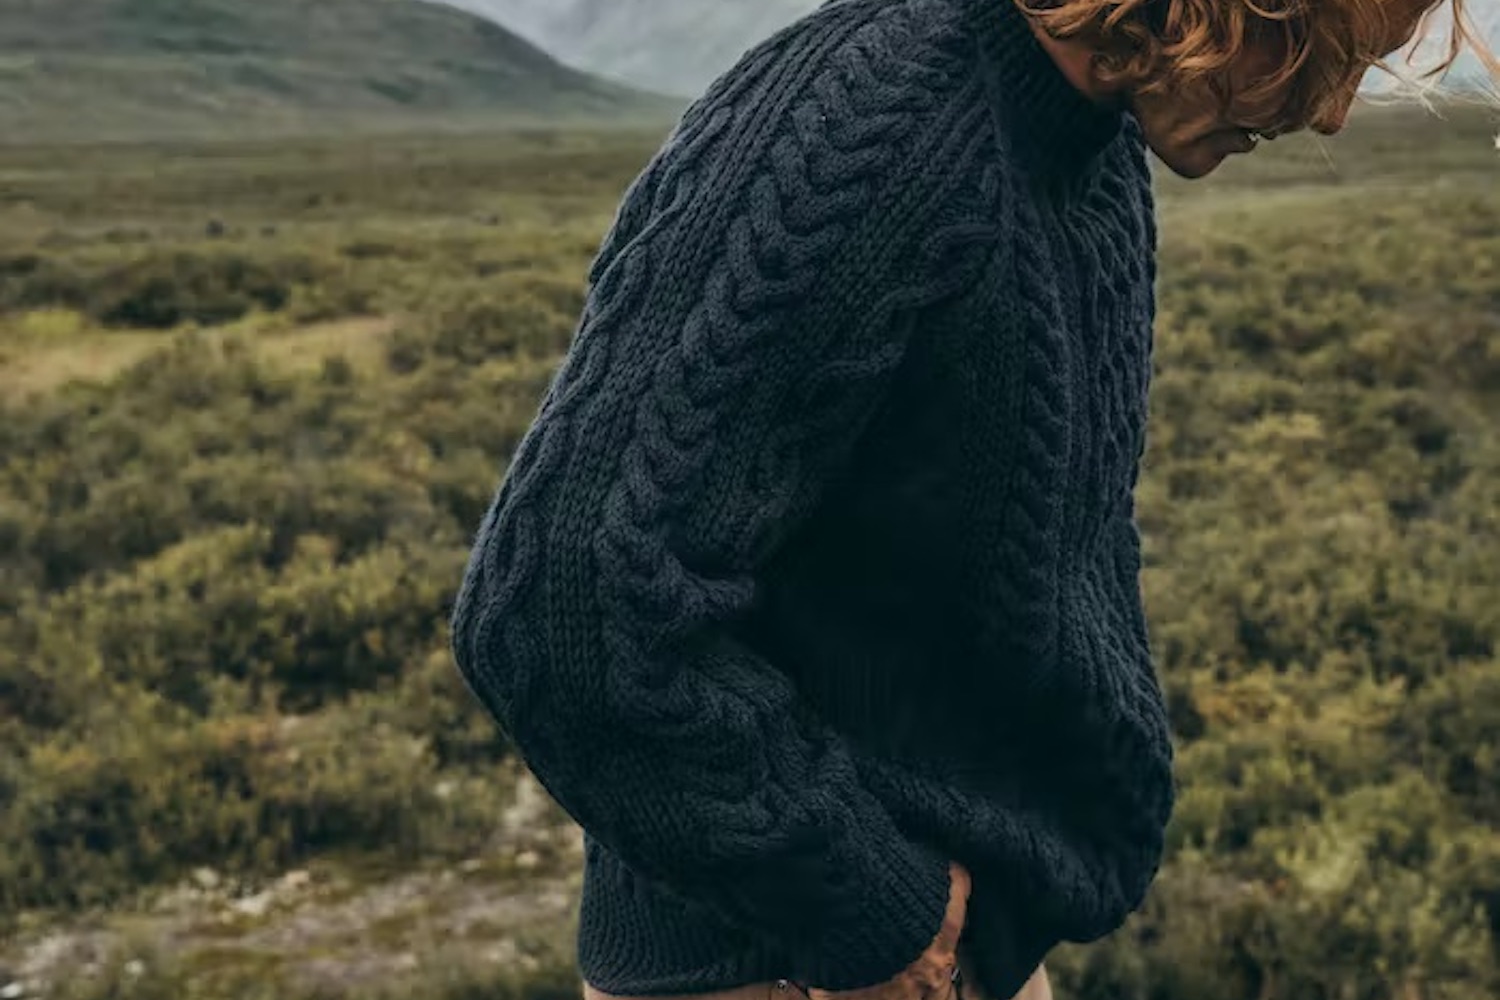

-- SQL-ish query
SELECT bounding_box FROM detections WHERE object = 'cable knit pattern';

[451,1,1174,998]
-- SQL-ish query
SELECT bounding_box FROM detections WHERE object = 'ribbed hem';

[577,832,793,995]
[788,831,953,991]
[576,828,953,996]
[958,881,1057,1000]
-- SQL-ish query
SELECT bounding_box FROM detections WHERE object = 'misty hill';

[0,0,682,142]
[443,0,1498,98]
[435,0,822,97]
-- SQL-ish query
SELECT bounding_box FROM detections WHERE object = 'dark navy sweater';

[450,1,1175,998]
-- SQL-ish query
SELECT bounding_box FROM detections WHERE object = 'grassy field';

[1,99,1499,1000]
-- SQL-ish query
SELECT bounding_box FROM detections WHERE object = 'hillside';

[442,0,1499,97]
[0,0,682,141]
[436,0,821,96]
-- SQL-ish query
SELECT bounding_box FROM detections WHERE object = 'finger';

[950,862,972,899]
[925,968,960,1000]
[937,907,966,951]
[916,962,957,999]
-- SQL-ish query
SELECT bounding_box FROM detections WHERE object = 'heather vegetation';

[1,102,1498,1000]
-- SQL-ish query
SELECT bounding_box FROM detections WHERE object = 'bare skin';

[805,863,1051,1000]
[1024,1,1439,178]
[806,864,974,1000]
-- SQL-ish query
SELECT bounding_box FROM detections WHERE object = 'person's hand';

[804,861,971,1000]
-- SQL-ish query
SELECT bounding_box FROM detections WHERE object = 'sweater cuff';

[791,832,952,991]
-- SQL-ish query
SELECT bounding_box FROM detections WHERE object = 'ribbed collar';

[961,0,1126,178]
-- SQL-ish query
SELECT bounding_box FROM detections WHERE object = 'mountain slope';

[442,0,1498,98]
[0,0,681,141]
[435,0,822,97]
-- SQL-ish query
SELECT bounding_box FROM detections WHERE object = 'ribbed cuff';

[789,831,953,991]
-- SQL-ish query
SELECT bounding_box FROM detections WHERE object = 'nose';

[1310,78,1360,135]
[1310,101,1350,135]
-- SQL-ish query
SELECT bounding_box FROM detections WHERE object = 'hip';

[582,945,1050,1000]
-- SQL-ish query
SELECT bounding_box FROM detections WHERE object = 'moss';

[365,908,431,950]
[178,945,288,984]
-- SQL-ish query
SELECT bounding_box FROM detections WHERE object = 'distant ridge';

[434,0,822,97]
[0,0,684,142]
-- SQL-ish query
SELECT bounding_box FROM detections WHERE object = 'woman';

[449,3,1496,1000]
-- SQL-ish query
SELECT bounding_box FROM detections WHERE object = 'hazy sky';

[439,0,1497,96]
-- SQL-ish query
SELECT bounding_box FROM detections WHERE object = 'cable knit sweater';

[450,1,1175,997]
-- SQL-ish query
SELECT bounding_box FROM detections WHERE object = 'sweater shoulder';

[587,0,988,291]
[693,0,977,125]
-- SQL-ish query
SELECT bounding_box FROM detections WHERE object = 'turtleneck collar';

[961,0,1127,179]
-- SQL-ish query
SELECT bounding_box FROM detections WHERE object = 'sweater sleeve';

[448,69,979,996]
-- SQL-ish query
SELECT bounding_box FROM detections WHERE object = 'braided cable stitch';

[451,0,1175,996]
[453,0,1006,990]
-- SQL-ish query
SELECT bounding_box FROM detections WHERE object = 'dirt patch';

[1,772,586,999]
[0,328,168,400]
[0,314,399,401]
[244,314,398,375]
[3,847,582,998]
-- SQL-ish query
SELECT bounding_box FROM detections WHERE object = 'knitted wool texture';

[451,0,1176,997]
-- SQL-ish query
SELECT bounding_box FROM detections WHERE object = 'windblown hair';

[1015,0,1500,131]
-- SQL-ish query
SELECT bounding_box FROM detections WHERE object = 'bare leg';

[1008,965,1050,1000]
[955,947,1050,1000]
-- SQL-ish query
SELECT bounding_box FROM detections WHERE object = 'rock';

[485,939,519,965]
[232,891,274,918]
[500,773,549,835]
[514,850,540,872]
[123,960,145,978]
[278,870,312,893]
[18,932,91,980]
[535,887,573,913]
[0,983,23,999]
[150,884,201,914]
[560,825,585,859]
[459,858,484,874]
[191,867,221,890]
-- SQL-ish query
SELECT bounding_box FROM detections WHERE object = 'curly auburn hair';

[1014,0,1500,132]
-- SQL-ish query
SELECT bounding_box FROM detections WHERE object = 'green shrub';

[0,687,505,912]
[14,524,466,716]
[91,252,306,328]
[425,281,577,364]
[2,127,1497,998]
